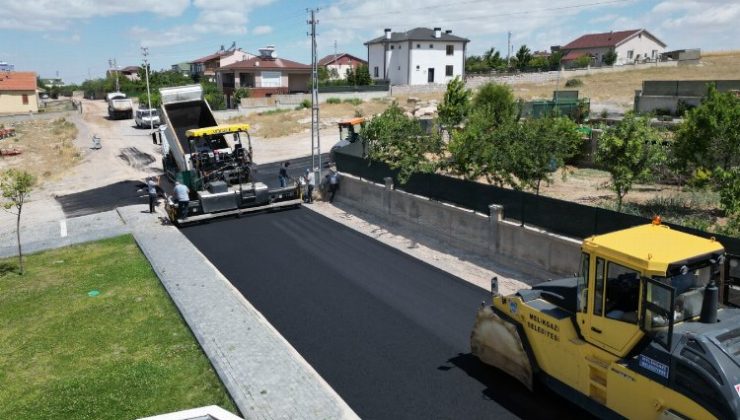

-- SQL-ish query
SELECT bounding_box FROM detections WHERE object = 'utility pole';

[142,46,153,130]
[307,8,322,179]
[506,31,511,69]
[108,58,120,92]
[333,40,338,79]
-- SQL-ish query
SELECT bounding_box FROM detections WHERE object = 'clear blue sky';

[0,0,737,83]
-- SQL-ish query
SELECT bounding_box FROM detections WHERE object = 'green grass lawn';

[0,235,237,419]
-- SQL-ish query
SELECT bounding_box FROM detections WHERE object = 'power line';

[322,0,630,22]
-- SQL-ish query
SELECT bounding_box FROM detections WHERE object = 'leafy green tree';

[484,47,504,68]
[446,111,512,185]
[508,117,583,194]
[437,76,470,131]
[233,87,250,105]
[355,65,372,86]
[138,91,162,108]
[201,80,226,110]
[318,66,330,82]
[345,67,356,85]
[515,45,532,70]
[603,48,618,65]
[472,82,518,129]
[1,169,36,275]
[674,84,740,173]
[361,103,441,183]
[596,113,664,212]
[529,56,549,70]
[574,55,592,68]
[548,51,564,70]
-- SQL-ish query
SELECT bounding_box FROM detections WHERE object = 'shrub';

[565,78,583,87]
[343,98,363,106]
[326,97,341,104]
[297,99,311,109]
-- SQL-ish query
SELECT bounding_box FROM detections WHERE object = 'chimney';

[434,27,441,38]
[384,28,391,40]
[445,30,452,34]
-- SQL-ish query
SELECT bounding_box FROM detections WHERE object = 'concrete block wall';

[336,174,582,277]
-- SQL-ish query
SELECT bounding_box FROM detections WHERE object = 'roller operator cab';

[471,221,740,419]
[330,117,366,163]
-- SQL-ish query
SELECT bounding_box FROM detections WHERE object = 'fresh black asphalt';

[183,209,590,419]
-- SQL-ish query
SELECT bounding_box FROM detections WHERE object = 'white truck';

[106,92,133,120]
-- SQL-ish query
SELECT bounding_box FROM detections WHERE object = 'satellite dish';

[271,50,277,58]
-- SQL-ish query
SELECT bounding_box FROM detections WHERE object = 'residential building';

[318,53,367,79]
[190,47,255,81]
[0,71,38,115]
[120,66,141,81]
[559,29,666,66]
[364,27,469,85]
[171,62,191,76]
[40,78,65,87]
[216,46,310,105]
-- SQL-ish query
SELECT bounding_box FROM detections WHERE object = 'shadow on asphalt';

[56,180,150,219]
[445,353,595,420]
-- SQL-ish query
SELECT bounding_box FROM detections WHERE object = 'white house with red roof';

[0,71,38,115]
[318,53,367,80]
[559,29,666,66]
[216,46,311,104]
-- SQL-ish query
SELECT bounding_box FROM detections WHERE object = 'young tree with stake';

[1,169,36,275]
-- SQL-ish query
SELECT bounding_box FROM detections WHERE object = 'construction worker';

[328,168,340,203]
[146,176,159,213]
[174,181,190,219]
[305,168,316,204]
[279,161,290,187]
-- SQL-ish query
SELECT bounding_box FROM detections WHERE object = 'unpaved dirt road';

[0,99,162,231]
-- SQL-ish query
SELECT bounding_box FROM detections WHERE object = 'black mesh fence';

[334,151,740,256]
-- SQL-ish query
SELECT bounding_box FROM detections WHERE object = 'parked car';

[135,107,161,128]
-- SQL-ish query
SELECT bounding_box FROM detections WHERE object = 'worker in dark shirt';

[279,161,290,187]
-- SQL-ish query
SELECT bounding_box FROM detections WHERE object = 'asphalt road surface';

[183,209,590,419]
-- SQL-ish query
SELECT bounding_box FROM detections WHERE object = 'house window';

[374,66,379,77]
[22,94,28,105]
[399,45,402,49]
[652,49,657,59]
[417,44,421,48]
[390,45,394,50]
[429,44,433,49]
[627,50,634,59]
[398,66,401,70]
[416,65,420,70]
[445,65,454,76]
[446,45,454,55]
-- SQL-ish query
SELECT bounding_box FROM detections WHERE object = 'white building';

[364,27,469,85]
[560,29,667,66]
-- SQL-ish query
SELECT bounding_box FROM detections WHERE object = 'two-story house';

[216,46,311,105]
[318,53,367,80]
[559,29,667,66]
[365,27,469,85]
[190,47,255,81]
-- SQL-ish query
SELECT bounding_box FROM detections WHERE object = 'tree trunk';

[16,206,23,275]
[536,178,542,196]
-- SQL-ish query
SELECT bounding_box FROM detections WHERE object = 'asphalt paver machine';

[159,85,301,225]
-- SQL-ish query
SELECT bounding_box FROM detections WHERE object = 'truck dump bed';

[163,100,218,153]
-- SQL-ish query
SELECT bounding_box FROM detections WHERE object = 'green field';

[0,235,237,419]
